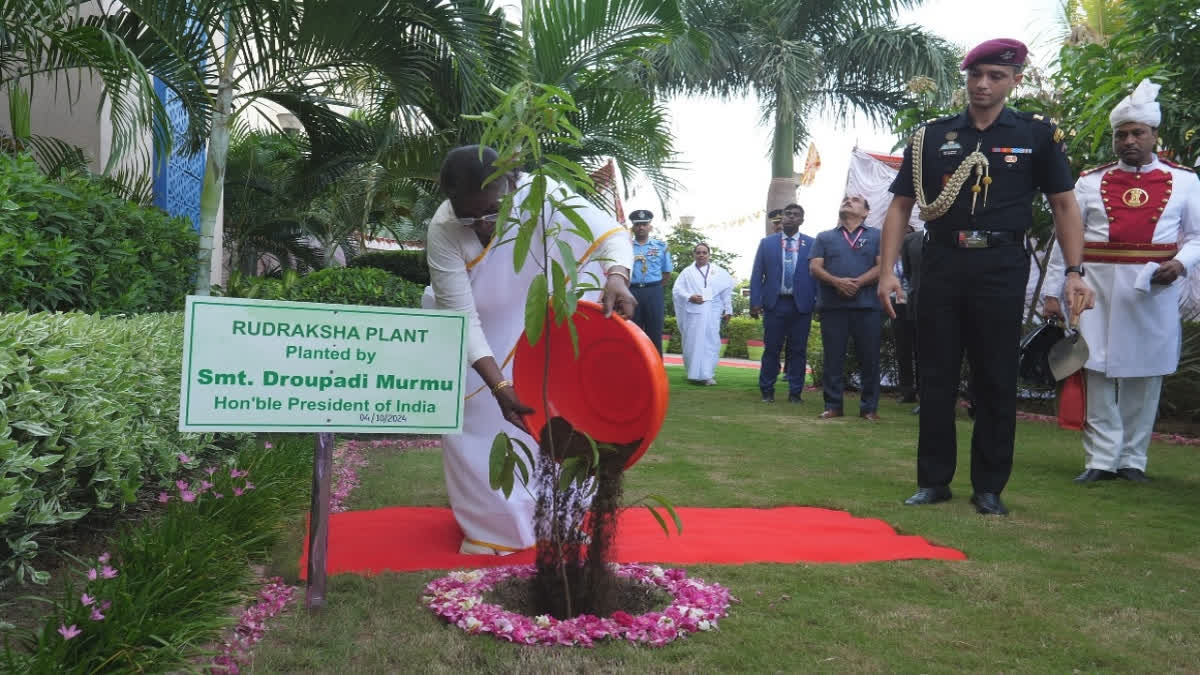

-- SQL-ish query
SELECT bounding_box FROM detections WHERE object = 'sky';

[626,0,1068,278]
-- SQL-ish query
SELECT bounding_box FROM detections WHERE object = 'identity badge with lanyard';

[699,265,712,302]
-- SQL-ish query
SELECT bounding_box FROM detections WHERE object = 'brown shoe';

[860,412,881,421]
[818,409,844,419]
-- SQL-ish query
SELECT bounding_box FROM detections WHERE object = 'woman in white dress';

[672,243,733,385]
[424,146,634,555]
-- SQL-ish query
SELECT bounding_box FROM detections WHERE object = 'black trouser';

[820,308,882,414]
[916,241,1028,494]
[892,303,917,398]
[631,283,666,355]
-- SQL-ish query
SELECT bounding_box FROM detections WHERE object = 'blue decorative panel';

[152,77,206,232]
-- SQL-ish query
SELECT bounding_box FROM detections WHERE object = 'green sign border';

[181,297,467,433]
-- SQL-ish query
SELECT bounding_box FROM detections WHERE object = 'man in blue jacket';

[750,203,818,403]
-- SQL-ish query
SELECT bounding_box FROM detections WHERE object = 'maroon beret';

[960,38,1028,70]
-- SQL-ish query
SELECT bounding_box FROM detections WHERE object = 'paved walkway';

[663,354,759,369]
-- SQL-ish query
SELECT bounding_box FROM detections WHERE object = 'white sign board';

[179,296,467,433]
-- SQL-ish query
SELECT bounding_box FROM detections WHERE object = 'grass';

[250,366,1200,673]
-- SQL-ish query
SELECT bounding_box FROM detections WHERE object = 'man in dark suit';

[750,203,818,403]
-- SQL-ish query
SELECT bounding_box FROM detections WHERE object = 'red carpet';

[299,506,964,578]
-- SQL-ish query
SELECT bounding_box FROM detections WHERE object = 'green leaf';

[501,454,515,498]
[644,504,671,536]
[489,433,511,491]
[556,239,578,289]
[647,494,684,534]
[0,493,22,524]
[560,204,594,243]
[559,457,582,491]
[511,438,536,473]
[524,275,549,346]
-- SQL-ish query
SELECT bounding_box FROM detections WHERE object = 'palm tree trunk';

[194,24,237,296]
[765,107,797,234]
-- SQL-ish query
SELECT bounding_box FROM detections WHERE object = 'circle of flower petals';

[423,563,733,647]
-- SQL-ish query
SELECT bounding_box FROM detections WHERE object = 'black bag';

[1018,321,1066,387]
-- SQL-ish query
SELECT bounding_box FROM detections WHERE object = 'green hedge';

[0,312,238,586]
[220,267,424,308]
[720,317,763,358]
[0,153,198,314]
[349,249,430,286]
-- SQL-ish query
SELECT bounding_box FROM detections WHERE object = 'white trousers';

[1083,369,1162,472]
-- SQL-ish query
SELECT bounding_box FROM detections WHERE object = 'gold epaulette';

[1161,158,1197,173]
[1079,161,1117,177]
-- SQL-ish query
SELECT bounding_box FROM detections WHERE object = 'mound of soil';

[483,574,672,618]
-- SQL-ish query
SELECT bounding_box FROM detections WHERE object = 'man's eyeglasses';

[453,212,501,228]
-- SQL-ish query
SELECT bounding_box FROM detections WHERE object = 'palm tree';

[651,0,960,232]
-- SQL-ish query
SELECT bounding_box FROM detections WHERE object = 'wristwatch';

[1064,265,1085,278]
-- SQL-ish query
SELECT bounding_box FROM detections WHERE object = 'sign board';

[179,296,467,433]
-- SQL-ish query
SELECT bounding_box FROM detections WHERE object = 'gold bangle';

[606,268,630,284]
[491,380,513,395]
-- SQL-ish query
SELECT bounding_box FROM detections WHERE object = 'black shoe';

[970,492,1008,516]
[1116,468,1151,482]
[1074,468,1117,483]
[760,392,775,403]
[904,487,951,505]
[788,394,803,403]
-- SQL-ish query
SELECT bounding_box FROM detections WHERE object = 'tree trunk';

[194,25,237,296]
[765,106,797,234]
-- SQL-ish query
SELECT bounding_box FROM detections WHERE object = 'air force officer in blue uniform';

[750,203,818,402]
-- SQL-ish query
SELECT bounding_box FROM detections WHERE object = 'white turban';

[1109,79,1161,129]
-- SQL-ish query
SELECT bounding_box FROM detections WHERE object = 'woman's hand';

[689,294,704,304]
[494,385,533,434]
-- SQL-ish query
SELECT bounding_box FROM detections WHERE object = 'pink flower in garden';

[98,552,110,564]
[213,492,224,499]
[205,466,218,476]
[86,568,98,581]
[178,453,193,464]
[101,600,111,610]
[81,593,95,606]
[264,441,273,449]
[90,608,105,621]
[101,566,119,579]
[158,492,170,503]
[58,624,81,640]
[243,482,255,491]
[180,490,197,503]
[176,480,189,491]
[233,487,244,497]
[230,468,245,478]
[200,480,214,491]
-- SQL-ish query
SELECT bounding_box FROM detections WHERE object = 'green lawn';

[252,366,1200,673]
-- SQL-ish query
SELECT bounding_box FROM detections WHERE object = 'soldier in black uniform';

[877,38,1095,516]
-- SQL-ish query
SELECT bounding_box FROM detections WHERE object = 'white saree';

[671,262,733,382]
[423,177,631,552]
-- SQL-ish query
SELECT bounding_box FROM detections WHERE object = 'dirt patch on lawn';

[483,575,672,618]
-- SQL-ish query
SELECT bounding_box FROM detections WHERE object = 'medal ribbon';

[842,227,864,249]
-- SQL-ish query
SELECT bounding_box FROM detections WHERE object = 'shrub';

[220,267,424,309]
[0,153,198,314]
[0,312,239,586]
[283,267,424,308]
[720,317,763,358]
[349,249,430,286]
[1,437,313,672]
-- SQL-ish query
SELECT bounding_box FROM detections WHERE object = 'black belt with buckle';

[927,229,1024,249]
[631,282,659,288]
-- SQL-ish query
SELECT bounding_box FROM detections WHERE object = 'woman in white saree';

[672,243,733,385]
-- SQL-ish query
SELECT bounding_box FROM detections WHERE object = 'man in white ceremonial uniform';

[1044,80,1200,483]
[671,243,734,385]
[424,146,635,554]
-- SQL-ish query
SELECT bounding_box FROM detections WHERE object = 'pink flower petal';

[90,608,105,621]
[176,480,189,491]
[81,593,95,606]
[101,566,119,579]
[178,453,192,464]
[205,466,218,475]
[97,552,110,564]
[180,490,196,503]
[158,492,171,503]
[58,624,81,640]
[86,568,98,581]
